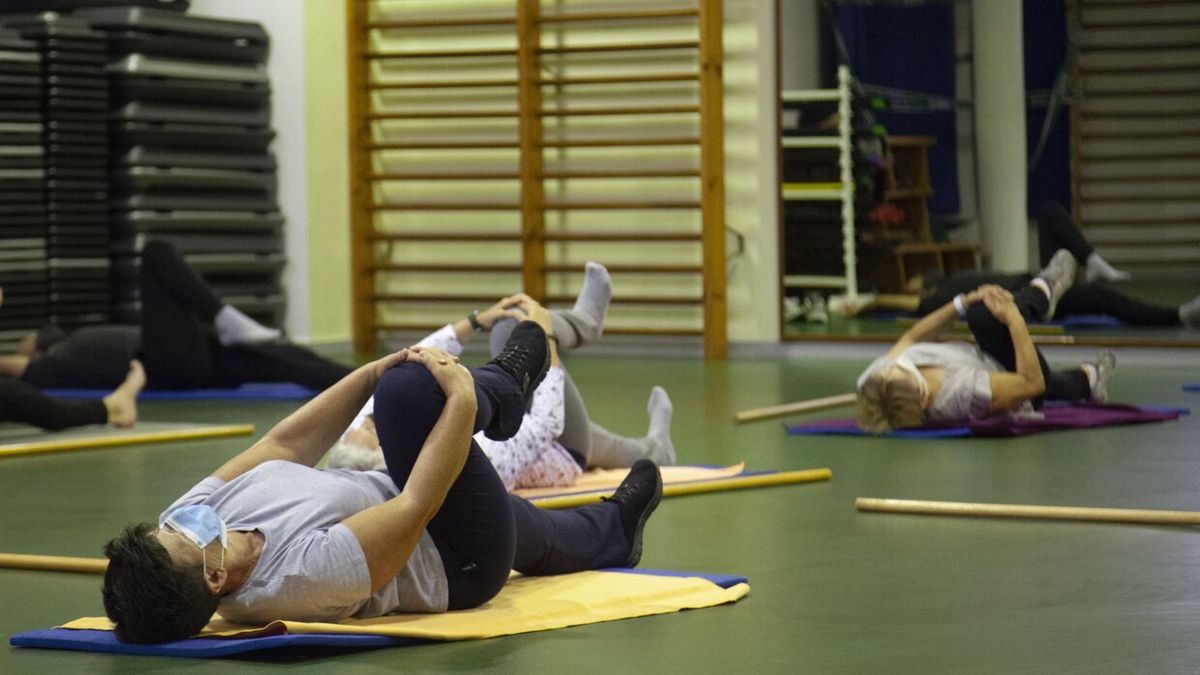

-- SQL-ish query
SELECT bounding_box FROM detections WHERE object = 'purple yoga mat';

[787,402,1187,438]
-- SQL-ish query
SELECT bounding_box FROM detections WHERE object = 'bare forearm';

[262,365,380,464]
[1007,319,1045,393]
[902,301,958,343]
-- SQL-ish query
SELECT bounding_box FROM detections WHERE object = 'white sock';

[1086,252,1132,283]
[1081,363,1098,390]
[553,262,611,349]
[1179,294,1200,329]
[215,305,281,346]
[1031,277,1052,303]
[646,386,676,465]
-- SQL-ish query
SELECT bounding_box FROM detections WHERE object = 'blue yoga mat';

[9,569,746,658]
[1184,384,1200,392]
[1051,314,1124,329]
[44,382,319,401]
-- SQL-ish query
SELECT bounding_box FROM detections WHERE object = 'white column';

[972,0,1028,272]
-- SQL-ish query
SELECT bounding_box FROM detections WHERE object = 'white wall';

[188,0,311,341]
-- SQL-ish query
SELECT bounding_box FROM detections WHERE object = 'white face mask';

[894,356,930,405]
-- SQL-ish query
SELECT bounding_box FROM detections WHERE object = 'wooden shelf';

[539,40,699,55]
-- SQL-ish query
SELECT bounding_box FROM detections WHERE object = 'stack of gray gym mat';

[0,27,47,351]
[76,6,285,326]
[3,12,112,334]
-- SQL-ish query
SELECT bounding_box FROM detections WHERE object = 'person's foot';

[603,459,663,567]
[1034,249,1077,321]
[103,360,145,428]
[646,387,676,466]
[1179,294,1200,329]
[1088,349,1116,402]
[555,261,611,349]
[1085,252,1132,283]
[215,304,282,346]
[486,320,550,420]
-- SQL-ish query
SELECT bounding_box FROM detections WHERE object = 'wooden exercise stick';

[856,498,1200,527]
[535,467,832,510]
[734,393,856,424]
[0,553,108,575]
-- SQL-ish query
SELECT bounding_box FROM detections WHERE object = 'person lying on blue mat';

[0,287,146,430]
[0,240,351,392]
[100,316,663,644]
[856,250,1116,433]
[327,267,677,491]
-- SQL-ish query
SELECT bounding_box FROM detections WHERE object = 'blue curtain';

[832,0,1071,217]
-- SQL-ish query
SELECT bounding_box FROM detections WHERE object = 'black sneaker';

[602,459,663,567]
[486,320,551,402]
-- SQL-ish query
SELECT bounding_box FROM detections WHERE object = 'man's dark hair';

[101,522,221,644]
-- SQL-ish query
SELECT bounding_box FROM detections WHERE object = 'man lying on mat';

[0,287,145,431]
[100,317,663,644]
[856,249,1117,433]
[0,240,351,393]
[326,267,676,490]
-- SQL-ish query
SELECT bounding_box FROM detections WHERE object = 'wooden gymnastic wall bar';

[346,0,728,358]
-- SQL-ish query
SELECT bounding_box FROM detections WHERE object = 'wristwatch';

[467,310,485,332]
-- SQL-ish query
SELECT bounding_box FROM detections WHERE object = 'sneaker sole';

[624,469,663,568]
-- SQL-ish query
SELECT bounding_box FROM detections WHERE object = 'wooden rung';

[539,105,700,117]
[1082,195,1200,203]
[374,293,511,303]
[1081,174,1200,183]
[1082,88,1200,98]
[368,110,518,120]
[541,137,699,148]
[543,263,702,274]
[1082,130,1200,140]
[370,79,519,90]
[1083,217,1198,226]
[368,263,521,273]
[1080,64,1200,75]
[545,294,702,305]
[1081,42,1200,53]
[543,200,701,210]
[367,17,515,30]
[601,326,704,336]
[369,233,522,242]
[369,203,520,211]
[538,40,699,55]
[541,169,700,179]
[367,48,517,59]
[371,172,521,181]
[368,141,520,150]
[538,73,699,86]
[539,8,699,24]
[542,232,701,242]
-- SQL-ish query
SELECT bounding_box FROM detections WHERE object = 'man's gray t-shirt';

[858,342,1026,421]
[160,460,448,625]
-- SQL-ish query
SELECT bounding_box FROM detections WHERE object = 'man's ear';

[204,566,228,595]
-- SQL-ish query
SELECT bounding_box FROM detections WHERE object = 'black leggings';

[139,240,352,390]
[372,362,629,610]
[919,272,1180,327]
[964,284,1091,407]
[1036,201,1093,267]
[0,376,107,430]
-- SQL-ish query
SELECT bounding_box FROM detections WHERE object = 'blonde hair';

[856,367,926,433]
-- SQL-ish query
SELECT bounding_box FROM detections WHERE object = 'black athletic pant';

[140,240,352,390]
[964,285,1091,407]
[1036,201,1094,267]
[0,376,107,430]
[373,362,629,611]
[918,272,1180,327]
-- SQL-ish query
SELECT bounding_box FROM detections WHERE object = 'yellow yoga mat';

[59,570,750,642]
[0,422,255,459]
[518,463,833,509]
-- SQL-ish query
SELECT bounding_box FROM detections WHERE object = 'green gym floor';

[3,346,1200,673]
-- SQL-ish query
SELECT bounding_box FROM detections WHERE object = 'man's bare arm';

[211,350,411,482]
